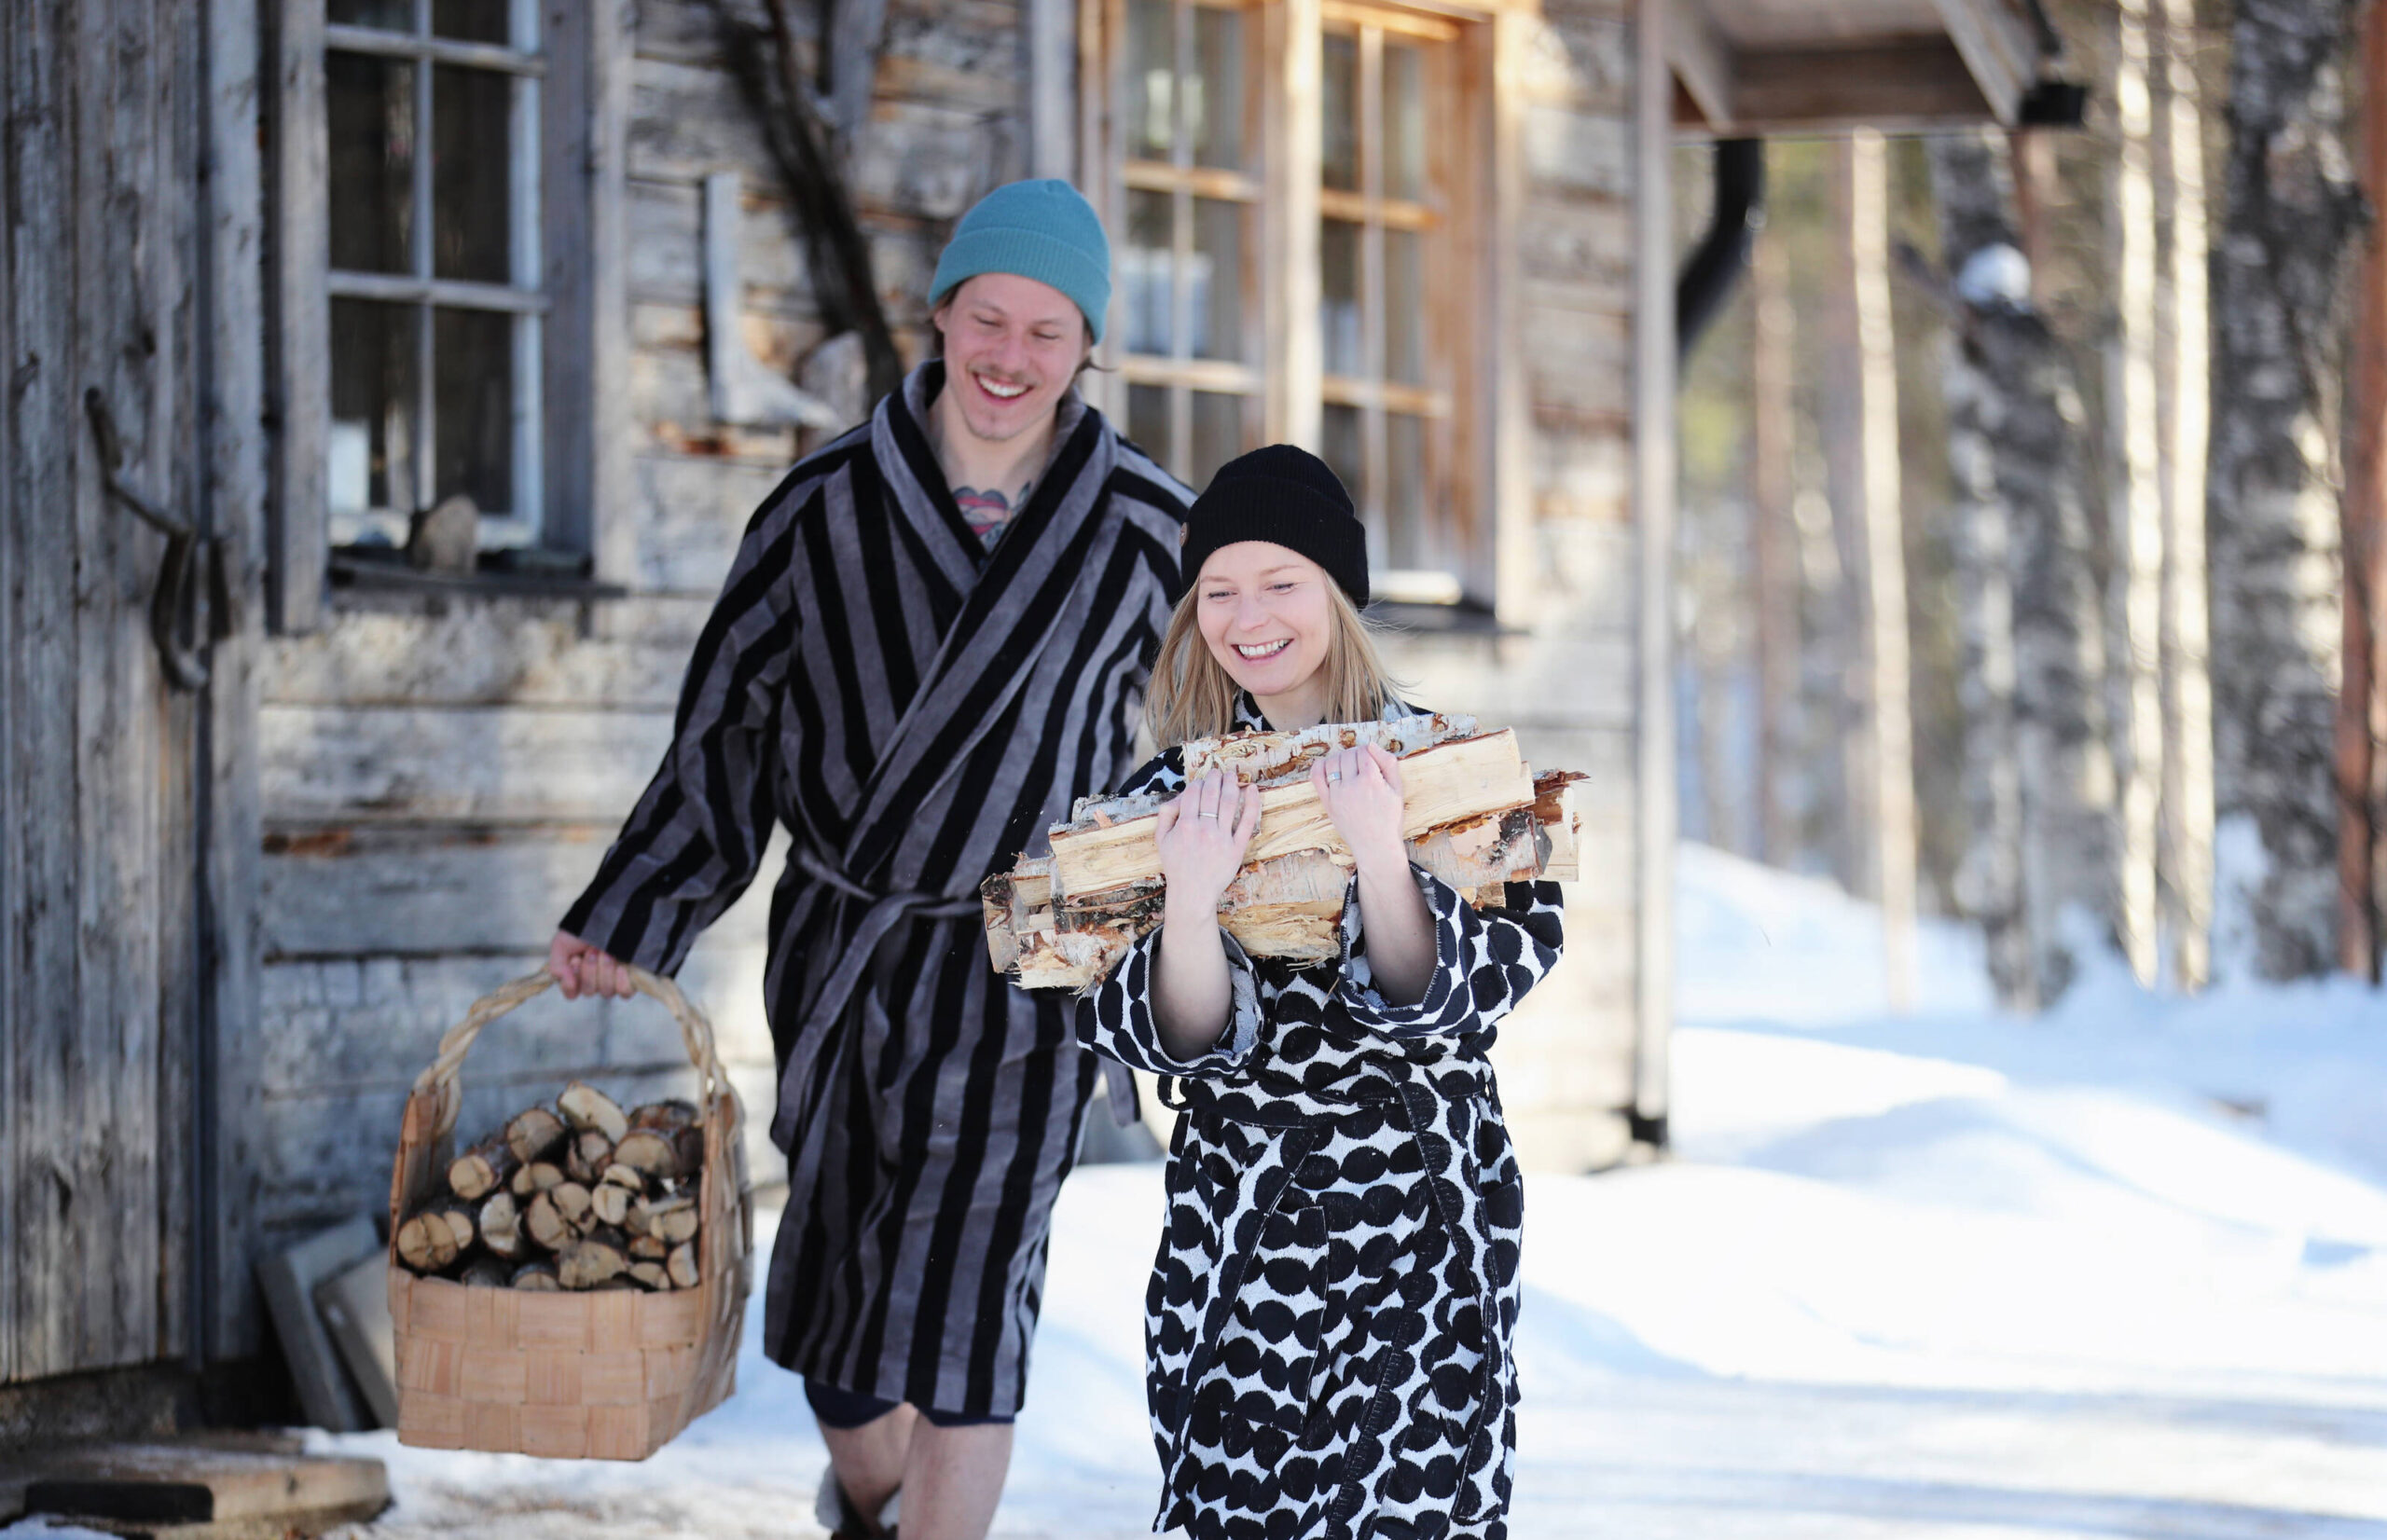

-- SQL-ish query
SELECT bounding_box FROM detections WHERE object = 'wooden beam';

[1675,40,1996,138]
[1666,0,1735,132]
[1928,0,2043,125]
[267,0,328,634]
[1633,0,1676,1139]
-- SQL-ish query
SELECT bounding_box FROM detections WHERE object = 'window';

[1117,0,1262,489]
[323,0,546,549]
[1094,0,1487,604]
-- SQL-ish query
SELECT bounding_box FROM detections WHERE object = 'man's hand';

[1153,771,1263,908]
[549,930,637,999]
[1312,745,1407,874]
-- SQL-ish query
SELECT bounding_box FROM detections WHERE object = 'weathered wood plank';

[261,826,775,957]
[266,0,327,633]
[259,704,676,825]
[263,597,712,708]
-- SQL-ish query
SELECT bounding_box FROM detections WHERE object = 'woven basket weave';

[386,967,752,1460]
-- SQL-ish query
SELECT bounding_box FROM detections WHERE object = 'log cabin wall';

[253,0,1659,1255]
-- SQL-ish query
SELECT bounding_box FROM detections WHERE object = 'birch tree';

[1929,131,2118,1006]
[2208,0,2363,980]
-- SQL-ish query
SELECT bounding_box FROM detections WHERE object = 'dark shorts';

[803,1376,1014,1431]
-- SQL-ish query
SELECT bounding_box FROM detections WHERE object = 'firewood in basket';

[565,1128,614,1186]
[447,1135,519,1202]
[557,1228,630,1289]
[550,1180,595,1232]
[395,1204,468,1273]
[509,1158,565,1198]
[478,1190,526,1261]
[505,1106,568,1165]
[523,1189,574,1252]
[559,1081,630,1143]
[627,1260,672,1291]
[628,1099,699,1134]
[459,1255,512,1289]
[632,1193,700,1245]
[439,1205,476,1254]
[671,1126,705,1180]
[667,1242,700,1290]
[600,1161,645,1193]
[512,1260,561,1291]
[589,1179,635,1229]
[628,1232,669,1261]
[611,1129,681,1180]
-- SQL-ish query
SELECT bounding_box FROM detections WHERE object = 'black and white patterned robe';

[1074,707,1565,1540]
[562,363,1187,1417]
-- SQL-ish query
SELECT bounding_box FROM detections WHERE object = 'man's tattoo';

[954,482,1034,550]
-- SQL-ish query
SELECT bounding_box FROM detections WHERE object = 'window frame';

[268,0,626,632]
[1083,0,1502,606]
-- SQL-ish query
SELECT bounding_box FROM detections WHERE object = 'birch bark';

[2208,0,2362,980]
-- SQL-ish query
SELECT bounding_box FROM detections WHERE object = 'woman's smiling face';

[1195,542,1333,708]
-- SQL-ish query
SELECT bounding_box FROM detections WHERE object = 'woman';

[1074,446,1564,1540]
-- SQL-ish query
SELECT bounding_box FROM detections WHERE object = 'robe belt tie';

[767,841,984,1149]
[1153,1059,1506,1523]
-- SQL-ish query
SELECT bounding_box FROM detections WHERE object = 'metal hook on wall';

[84,387,231,692]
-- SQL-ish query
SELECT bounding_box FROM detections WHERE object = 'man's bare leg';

[898,1421,1014,1540]
[820,1403,917,1530]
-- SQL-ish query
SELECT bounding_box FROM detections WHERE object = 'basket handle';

[409,966,729,1141]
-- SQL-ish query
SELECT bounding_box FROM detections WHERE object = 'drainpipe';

[1676,138,1765,363]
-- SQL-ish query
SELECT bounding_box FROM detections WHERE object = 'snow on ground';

[61,845,2381,1539]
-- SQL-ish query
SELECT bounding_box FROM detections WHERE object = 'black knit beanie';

[1179,445,1370,607]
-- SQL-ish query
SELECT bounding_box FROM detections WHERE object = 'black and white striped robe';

[1074,703,1564,1540]
[562,362,1188,1417]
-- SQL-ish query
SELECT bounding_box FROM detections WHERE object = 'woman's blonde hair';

[1142,578,1405,747]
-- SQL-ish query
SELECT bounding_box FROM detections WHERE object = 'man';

[548,180,1188,1540]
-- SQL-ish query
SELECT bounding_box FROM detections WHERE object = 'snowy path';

[208,850,2387,1535]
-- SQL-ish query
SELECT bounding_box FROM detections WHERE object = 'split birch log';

[613,1129,683,1181]
[523,1189,575,1252]
[589,1179,635,1229]
[511,1261,561,1291]
[478,1190,526,1261]
[667,1243,701,1290]
[559,1082,630,1143]
[551,1181,595,1233]
[509,1159,565,1199]
[632,1193,701,1245]
[1530,771,1587,882]
[628,1232,669,1262]
[459,1256,513,1289]
[628,1099,700,1134]
[395,1203,473,1273]
[504,1107,568,1165]
[628,1260,673,1291]
[447,1136,518,1203]
[557,1229,631,1290]
[1047,729,1533,898]
[566,1129,614,1186]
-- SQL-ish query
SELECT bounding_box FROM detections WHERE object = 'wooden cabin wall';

[1381,0,1644,1172]
[252,0,1034,1244]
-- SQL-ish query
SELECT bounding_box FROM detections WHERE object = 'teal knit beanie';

[929,179,1111,345]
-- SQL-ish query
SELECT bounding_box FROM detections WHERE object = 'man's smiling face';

[932,273,1090,445]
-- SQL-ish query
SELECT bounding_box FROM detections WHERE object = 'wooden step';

[9,1437,387,1538]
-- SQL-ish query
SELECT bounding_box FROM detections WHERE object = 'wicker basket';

[385,967,752,1460]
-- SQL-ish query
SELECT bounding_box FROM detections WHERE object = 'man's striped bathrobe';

[562,362,1187,1417]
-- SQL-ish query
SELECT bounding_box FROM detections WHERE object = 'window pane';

[1191,392,1245,486]
[1320,404,1363,520]
[434,0,514,44]
[1320,218,1362,378]
[329,298,420,516]
[1191,6,1244,170]
[1127,383,1172,468]
[326,53,415,275]
[1321,32,1359,192]
[1126,0,1174,161]
[1124,190,1175,356]
[1192,198,1243,362]
[1384,42,1426,200]
[434,307,516,515]
[328,0,412,30]
[433,65,514,283]
[1387,412,1428,570]
[1386,228,1423,384]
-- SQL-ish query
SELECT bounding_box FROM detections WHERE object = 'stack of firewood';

[393,1082,706,1292]
[983,715,1587,990]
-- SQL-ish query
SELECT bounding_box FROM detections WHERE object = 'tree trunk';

[1928,130,2118,1006]
[2110,0,2166,985]
[2155,0,2216,990]
[2343,0,2387,979]
[2208,0,2364,981]
[1750,223,1800,869]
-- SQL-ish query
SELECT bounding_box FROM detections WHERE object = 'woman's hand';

[549,930,637,1000]
[1312,744,1408,875]
[1153,771,1262,907]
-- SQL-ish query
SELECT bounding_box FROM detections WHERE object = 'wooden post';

[2113,0,2165,986]
[1749,219,1796,868]
[2346,0,2387,979]
[1632,0,1676,1134]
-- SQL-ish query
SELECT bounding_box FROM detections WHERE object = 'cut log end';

[557,1230,631,1290]
[559,1081,630,1144]
[447,1135,519,1203]
[505,1107,568,1165]
[512,1261,561,1291]
[478,1191,526,1261]
[666,1242,700,1290]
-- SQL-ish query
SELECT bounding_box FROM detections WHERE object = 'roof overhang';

[1670,0,2065,138]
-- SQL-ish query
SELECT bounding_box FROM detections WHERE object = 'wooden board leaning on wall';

[983,717,1589,991]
